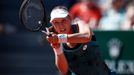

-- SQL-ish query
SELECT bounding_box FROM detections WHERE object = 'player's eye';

[62,19,67,23]
[53,22,59,25]
[53,21,60,24]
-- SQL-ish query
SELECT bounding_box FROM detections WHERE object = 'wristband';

[53,46,63,55]
[57,34,68,43]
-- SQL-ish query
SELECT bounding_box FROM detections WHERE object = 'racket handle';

[41,30,52,37]
[41,30,47,34]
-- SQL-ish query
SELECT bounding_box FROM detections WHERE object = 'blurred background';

[0,0,134,75]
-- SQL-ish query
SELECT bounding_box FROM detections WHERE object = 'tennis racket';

[19,0,50,35]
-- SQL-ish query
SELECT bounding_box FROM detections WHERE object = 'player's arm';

[45,28,69,75]
[67,20,93,43]
[54,48,69,74]
[46,21,93,44]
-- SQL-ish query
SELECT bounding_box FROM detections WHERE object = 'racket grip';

[41,30,52,37]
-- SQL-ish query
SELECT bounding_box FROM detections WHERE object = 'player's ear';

[67,14,72,22]
[68,14,72,21]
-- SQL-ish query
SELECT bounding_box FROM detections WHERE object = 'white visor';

[50,8,69,22]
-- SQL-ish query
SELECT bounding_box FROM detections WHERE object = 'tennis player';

[45,6,115,75]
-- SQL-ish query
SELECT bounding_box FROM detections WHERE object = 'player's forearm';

[67,32,92,43]
[46,32,92,44]
[55,53,69,75]
[52,47,69,75]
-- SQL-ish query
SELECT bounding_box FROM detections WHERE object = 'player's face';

[51,16,72,34]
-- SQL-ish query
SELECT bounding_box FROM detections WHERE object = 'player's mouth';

[60,28,66,32]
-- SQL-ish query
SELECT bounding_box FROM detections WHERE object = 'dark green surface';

[94,31,134,75]
[95,31,134,59]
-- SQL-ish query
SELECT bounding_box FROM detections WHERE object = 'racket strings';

[19,0,47,31]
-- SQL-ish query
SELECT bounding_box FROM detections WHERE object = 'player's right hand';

[43,27,59,44]
[46,33,59,44]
